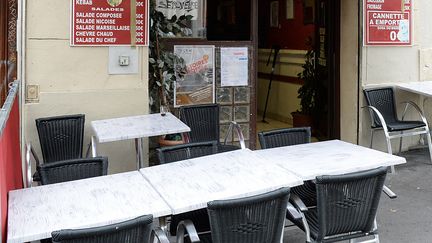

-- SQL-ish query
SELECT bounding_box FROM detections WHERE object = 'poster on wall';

[174,45,215,107]
[364,0,412,46]
[71,0,149,46]
[156,0,200,20]
[221,47,248,87]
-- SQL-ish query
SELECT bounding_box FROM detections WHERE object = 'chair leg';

[385,136,395,174]
[398,132,403,154]
[425,131,432,164]
[370,130,375,148]
[299,212,312,243]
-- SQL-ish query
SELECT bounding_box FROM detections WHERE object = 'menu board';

[174,45,215,107]
[71,0,149,46]
[220,47,248,87]
[364,0,412,46]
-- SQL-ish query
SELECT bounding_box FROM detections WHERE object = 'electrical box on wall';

[108,47,139,74]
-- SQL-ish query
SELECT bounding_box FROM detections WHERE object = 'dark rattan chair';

[176,187,291,243]
[157,141,218,164]
[258,127,311,149]
[51,215,169,243]
[179,104,245,152]
[258,127,316,219]
[290,167,388,243]
[157,141,218,236]
[38,157,108,185]
[364,87,432,172]
[27,114,89,184]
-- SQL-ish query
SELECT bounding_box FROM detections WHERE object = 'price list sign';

[364,0,412,46]
[71,0,149,46]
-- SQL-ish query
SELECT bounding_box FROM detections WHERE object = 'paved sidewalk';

[283,148,432,243]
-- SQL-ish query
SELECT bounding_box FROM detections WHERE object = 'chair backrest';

[258,127,311,149]
[314,167,388,241]
[363,88,398,127]
[179,104,220,143]
[157,141,218,164]
[36,114,85,163]
[207,187,290,243]
[38,157,108,185]
[52,215,153,243]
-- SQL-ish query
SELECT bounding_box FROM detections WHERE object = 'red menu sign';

[364,0,412,46]
[71,0,148,46]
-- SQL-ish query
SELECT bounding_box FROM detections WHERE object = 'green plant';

[148,0,193,113]
[296,49,324,117]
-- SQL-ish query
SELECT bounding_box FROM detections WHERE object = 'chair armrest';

[287,202,302,221]
[400,101,428,125]
[176,219,200,243]
[362,106,390,134]
[289,193,308,212]
[151,227,170,243]
[224,121,246,149]
[25,143,40,188]
[383,185,397,199]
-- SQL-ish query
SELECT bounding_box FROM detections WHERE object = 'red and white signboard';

[71,0,149,46]
[364,0,412,46]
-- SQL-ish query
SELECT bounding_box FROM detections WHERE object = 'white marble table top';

[396,81,432,98]
[140,149,304,215]
[91,112,190,143]
[254,140,406,181]
[7,172,171,243]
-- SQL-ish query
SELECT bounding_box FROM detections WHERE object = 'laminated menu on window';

[221,47,249,87]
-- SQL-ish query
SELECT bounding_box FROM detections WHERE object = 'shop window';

[156,0,207,38]
[207,0,251,41]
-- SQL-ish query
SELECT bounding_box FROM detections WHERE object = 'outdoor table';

[254,140,406,197]
[254,140,406,180]
[396,81,432,99]
[7,171,171,243]
[91,112,190,169]
[140,149,304,216]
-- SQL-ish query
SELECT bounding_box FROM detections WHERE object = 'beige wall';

[358,0,432,152]
[24,0,149,174]
[339,0,359,144]
[257,49,304,123]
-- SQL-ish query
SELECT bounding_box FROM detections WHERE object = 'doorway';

[257,0,340,140]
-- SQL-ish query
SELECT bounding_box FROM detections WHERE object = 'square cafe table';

[140,149,304,215]
[91,112,190,169]
[254,140,406,181]
[7,172,172,243]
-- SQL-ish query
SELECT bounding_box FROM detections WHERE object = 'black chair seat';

[185,233,212,243]
[373,120,425,132]
[170,208,210,236]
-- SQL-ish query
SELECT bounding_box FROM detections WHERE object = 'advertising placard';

[174,45,215,107]
[364,0,412,46]
[221,47,248,87]
[156,0,200,20]
[71,0,149,46]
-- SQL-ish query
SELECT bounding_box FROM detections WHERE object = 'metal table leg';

[91,136,98,157]
[135,137,144,169]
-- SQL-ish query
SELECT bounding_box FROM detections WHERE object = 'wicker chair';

[290,167,388,243]
[179,104,245,152]
[157,141,218,164]
[176,187,291,243]
[26,114,89,186]
[51,215,169,243]
[258,127,311,149]
[258,127,316,225]
[38,157,108,185]
[363,87,432,172]
[157,141,218,236]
